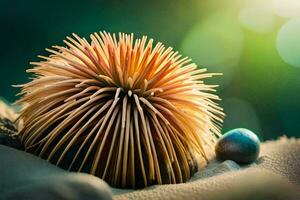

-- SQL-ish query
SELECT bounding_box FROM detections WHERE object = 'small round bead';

[215,128,260,164]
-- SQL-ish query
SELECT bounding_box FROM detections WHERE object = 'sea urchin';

[16,31,224,188]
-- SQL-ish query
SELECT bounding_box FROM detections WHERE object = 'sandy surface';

[112,137,300,200]
[0,135,299,200]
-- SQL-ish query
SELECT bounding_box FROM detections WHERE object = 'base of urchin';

[22,115,217,189]
[25,139,215,189]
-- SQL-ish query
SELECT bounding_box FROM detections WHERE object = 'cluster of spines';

[17,32,223,188]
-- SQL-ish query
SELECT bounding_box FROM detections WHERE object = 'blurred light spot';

[277,77,300,137]
[277,18,300,68]
[222,98,262,139]
[273,0,300,18]
[180,13,244,89]
[239,4,275,33]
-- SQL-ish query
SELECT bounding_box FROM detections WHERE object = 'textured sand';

[112,137,300,200]
[0,136,299,200]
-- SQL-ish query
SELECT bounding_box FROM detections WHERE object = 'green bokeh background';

[1,0,299,140]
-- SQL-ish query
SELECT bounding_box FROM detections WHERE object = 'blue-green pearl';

[215,128,260,164]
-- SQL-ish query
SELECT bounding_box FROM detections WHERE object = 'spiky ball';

[17,32,224,188]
